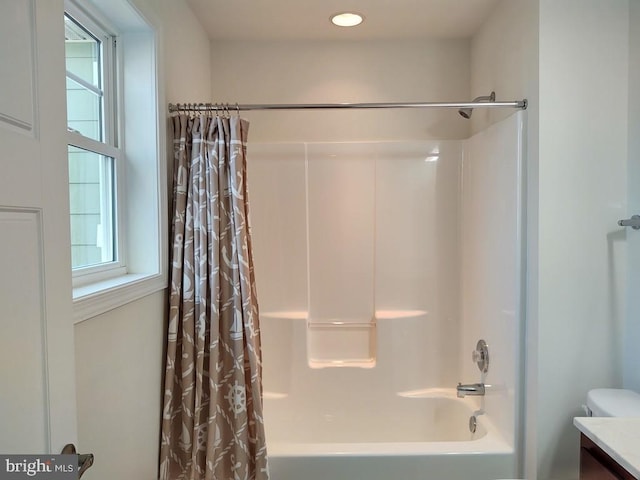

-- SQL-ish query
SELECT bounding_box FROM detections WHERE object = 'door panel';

[0,0,77,453]
[0,0,35,131]
[0,210,48,453]
[0,0,40,209]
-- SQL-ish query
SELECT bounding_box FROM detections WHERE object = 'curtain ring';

[235,103,240,117]
[215,103,219,117]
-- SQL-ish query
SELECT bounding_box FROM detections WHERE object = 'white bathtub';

[264,390,514,480]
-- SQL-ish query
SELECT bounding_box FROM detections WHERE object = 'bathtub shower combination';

[248,112,524,480]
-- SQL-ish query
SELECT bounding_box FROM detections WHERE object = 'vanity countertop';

[574,417,640,479]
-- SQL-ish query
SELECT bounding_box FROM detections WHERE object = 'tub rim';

[265,392,513,458]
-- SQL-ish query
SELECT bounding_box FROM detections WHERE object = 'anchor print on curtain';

[159,112,269,480]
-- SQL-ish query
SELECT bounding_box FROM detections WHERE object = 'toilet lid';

[587,389,640,417]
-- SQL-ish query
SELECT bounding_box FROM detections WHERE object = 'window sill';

[72,272,166,324]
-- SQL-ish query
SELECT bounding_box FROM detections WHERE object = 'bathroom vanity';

[574,417,640,479]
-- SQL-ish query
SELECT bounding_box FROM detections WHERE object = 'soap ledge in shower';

[308,358,376,369]
[259,310,427,320]
[375,310,428,320]
[260,311,308,320]
[306,318,376,368]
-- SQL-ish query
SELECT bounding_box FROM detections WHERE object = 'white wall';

[470,0,539,136]
[624,0,640,392]
[131,0,212,188]
[211,39,471,142]
[73,1,211,479]
[536,1,629,478]
[74,292,164,479]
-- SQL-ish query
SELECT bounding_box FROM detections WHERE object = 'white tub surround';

[574,417,640,478]
[250,140,462,377]
[249,113,525,480]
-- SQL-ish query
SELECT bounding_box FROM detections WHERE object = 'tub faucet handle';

[472,339,489,373]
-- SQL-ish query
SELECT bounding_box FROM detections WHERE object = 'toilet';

[586,388,640,417]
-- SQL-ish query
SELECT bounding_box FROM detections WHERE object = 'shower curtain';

[159,113,269,480]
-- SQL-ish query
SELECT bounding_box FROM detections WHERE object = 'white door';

[0,0,78,453]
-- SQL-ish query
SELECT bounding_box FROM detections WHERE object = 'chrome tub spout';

[457,383,485,398]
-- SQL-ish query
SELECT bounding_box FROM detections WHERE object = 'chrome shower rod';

[168,99,528,113]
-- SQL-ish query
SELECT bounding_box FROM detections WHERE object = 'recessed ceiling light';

[330,12,364,28]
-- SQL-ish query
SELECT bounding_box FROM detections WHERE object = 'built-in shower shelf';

[260,310,426,320]
[375,310,428,320]
[260,311,308,320]
[307,320,374,328]
[307,318,376,369]
[308,358,376,369]
[259,310,428,369]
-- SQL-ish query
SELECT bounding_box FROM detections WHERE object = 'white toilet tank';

[586,388,640,417]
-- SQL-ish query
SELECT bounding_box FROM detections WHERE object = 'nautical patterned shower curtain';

[159,113,269,480]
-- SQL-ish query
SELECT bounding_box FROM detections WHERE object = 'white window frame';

[66,0,168,322]
[65,4,127,285]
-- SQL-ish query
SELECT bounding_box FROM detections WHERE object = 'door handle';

[61,444,94,478]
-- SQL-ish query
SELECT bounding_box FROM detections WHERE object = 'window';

[65,7,124,280]
[64,0,167,322]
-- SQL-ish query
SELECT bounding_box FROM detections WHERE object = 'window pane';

[64,14,103,142]
[68,146,116,269]
[66,76,103,140]
[64,15,101,88]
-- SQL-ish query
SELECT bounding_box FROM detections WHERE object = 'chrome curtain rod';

[168,99,528,113]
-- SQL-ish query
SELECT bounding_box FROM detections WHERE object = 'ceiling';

[185,0,501,41]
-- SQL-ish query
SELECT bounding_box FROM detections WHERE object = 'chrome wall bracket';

[472,339,490,373]
[619,215,640,230]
